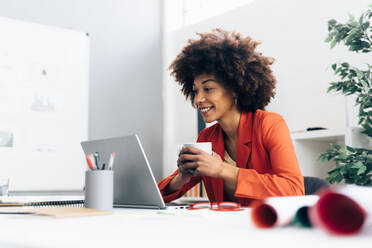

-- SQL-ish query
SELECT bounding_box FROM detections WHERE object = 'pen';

[85,155,94,170]
[88,153,97,170]
[94,152,101,170]
[108,152,116,170]
[102,163,106,170]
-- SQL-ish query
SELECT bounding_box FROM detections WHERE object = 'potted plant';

[319,5,372,186]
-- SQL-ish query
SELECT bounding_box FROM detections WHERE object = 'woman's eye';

[204,87,212,92]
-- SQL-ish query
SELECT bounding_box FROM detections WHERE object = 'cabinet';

[291,127,372,179]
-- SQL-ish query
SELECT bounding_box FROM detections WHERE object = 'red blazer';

[158,110,304,206]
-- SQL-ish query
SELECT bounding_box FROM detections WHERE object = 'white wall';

[163,0,371,177]
[0,0,164,181]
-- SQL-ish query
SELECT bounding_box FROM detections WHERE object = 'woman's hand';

[164,151,197,194]
[178,146,224,178]
[174,158,194,185]
[174,149,196,185]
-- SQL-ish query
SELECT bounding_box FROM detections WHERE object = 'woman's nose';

[194,91,205,106]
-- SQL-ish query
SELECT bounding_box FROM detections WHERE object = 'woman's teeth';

[200,107,212,113]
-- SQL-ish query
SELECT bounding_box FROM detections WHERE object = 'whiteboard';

[0,17,89,191]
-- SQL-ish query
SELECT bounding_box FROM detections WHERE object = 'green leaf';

[351,161,364,168]
[331,143,341,150]
[357,165,367,175]
[359,14,364,25]
[340,146,348,153]
[330,40,337,48]
[346,146,356,152]
[325,35,333,43]
[328,19,337,26]
[335,173,343,182]
[336,153,349,160]
[362,21,370,30]
[328,170,340,178]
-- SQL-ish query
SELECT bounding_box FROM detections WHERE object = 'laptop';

[81,134,179,209]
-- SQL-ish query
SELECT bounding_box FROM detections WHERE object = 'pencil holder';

[84,170,113,211]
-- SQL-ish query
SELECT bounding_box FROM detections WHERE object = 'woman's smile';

[193,74,238,124]
[199,106,214,116]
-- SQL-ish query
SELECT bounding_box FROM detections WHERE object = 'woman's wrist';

[164,174,180,195]
[219,161,239,181]
[168,173,186,191]
[172,173,184,186]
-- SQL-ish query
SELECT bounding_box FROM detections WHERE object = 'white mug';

[181,142,212,155]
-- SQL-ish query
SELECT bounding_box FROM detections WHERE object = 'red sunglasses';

[189,202,243,211]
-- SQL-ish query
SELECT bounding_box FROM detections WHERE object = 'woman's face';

[193,74,237,123]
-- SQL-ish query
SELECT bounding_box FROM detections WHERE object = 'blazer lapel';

[236,112,253,169]
[210,125,225,202]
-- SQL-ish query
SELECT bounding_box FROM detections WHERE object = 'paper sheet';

[31,207,113,218]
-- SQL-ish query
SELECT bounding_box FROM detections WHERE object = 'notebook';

[0,195,110,218]
[0,193,84,208]
[0,196,84,216]
[0,206,112,218]
[0,200,84,207]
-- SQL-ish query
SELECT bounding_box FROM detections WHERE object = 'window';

[182,0,254,26]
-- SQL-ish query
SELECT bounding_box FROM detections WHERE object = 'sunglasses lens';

[210,202,242,211]
[190,203,210,209]
[189,202,242,211]
[219,202,239,209]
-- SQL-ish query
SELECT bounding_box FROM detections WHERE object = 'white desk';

[0,208,371,248]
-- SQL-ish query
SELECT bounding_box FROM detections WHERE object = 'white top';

[224,150,236,166]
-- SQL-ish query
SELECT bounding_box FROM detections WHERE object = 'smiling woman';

[192,74,238,125]
[158,29,304,206]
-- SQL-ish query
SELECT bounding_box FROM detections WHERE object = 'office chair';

[303,176,329,195]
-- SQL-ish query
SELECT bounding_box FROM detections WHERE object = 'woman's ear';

[231,92,238,106]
